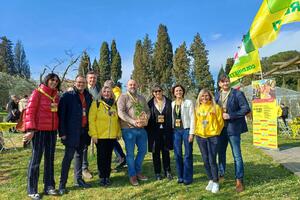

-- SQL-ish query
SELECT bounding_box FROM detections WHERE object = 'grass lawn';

[0,130,299,200]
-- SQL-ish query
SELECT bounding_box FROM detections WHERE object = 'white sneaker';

[205,180,214,191]
[211,182,220,193]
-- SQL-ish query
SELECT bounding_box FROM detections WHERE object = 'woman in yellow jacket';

[89,86,121,186]
[194,89,224,193]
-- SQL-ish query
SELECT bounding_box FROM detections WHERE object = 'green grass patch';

[0,131,299,200]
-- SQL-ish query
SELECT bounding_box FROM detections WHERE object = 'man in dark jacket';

[215,75,250,193]
[58,75,92,195]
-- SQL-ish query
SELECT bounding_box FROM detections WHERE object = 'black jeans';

[60,134,85,188]
[152,132,171,174]
[96,139,115,178]
[27,131,57,194]
[196,135,219,182]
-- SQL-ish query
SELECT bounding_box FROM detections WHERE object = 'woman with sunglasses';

[171,84,195,185]
[146,85,173,180]
[23,73,61,200]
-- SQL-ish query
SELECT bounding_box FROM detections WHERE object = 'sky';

[1,0,300,84]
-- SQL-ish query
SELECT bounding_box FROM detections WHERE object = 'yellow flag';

[250,0,300,48]
[229,48,262,82]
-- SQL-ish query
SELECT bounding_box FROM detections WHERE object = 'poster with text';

[252,79,278,149]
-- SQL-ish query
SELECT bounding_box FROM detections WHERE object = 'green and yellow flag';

[250,0,300,48]
[229,0,300,82]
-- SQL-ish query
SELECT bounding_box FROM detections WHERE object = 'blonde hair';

[100,86,115,100]
[196,88,217,113]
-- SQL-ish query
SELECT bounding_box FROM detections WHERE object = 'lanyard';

[38,87,56,102]
[100,100,113,110]
[127,92,138,103]
[197,105,213,118]
[220,89,231,107]
[155,98,164,112]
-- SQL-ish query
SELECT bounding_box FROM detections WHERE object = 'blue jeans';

[173,129,193,184]
[122,128,147,177]
[218,129,244,179]
[196,136,219,182]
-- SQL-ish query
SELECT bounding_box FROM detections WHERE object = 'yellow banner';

[250,0,300,48]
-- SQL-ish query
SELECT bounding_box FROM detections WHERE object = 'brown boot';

[236,179,244,193]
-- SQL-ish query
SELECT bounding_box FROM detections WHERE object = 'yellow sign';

[252,80,278,149]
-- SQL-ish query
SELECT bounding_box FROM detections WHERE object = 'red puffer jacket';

[25,84,59,131]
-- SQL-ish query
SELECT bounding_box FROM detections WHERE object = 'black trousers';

[59,134,85,188]
[152,133,171,174]
[96,139,115,178]
[27,131,57,194]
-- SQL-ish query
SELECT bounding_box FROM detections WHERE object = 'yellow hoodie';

[88,100,121,139]
[194,102,224,138]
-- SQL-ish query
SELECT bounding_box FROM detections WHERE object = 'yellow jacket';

[194,103,224,138]
[88,100,121,139]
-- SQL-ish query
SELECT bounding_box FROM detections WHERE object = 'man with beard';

[117,79,150,186]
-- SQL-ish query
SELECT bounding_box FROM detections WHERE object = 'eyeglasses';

[154,90,162,93]
[50,78,59,83]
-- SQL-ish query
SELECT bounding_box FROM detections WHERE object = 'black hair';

[172,84,185,98]
[43,73,61,90]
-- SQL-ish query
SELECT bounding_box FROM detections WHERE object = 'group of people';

[22,72,250,200]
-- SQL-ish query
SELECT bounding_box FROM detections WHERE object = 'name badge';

[50,103,58,112]
[157,115,165,123]
[175,119,181,127]
[83,108,86,116]
[202,120,208,128]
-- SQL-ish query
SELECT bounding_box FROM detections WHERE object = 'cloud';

[211,33,222,41]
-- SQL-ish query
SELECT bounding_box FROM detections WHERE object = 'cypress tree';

[92,58,99,74]
[110,40,122,83]
[78,51,91,76]
[0,36,15,74]
[173,42,192,89]
[225,57,234,75]
[141,34,153,91]
[190,33,214,92]
[217,65,225,82]
[132,40,146,92]
[14,40,30,78]
[153,24,173,95]
[98,42,111,86]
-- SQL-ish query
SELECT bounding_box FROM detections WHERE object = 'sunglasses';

[154,90,162,93]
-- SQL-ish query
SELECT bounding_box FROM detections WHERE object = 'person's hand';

[92,137,98,144]
[23,132,34,143]
[223,113,230,120]
[188,134,194,143]
[135,120,143,128]
[60,136,66,140]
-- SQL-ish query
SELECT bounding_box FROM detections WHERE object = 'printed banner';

[252,79,278,149]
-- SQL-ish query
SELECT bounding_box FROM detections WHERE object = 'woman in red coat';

[23,73,61,200]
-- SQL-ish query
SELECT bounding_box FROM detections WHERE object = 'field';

[0,130,300,200]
